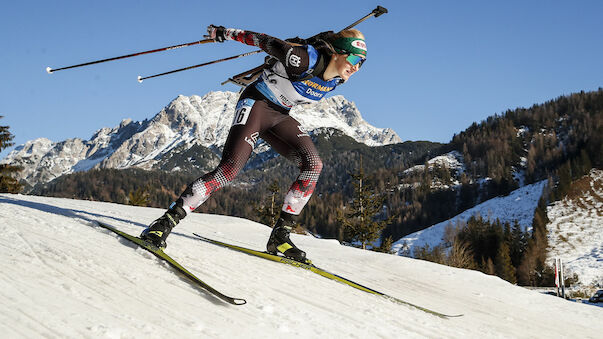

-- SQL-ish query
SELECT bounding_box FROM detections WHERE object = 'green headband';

[332,37,367,57]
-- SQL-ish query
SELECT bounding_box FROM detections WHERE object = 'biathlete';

[141,24,367,263]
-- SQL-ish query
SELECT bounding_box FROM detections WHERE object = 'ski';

[193,233,461,318]
[96,222,246,305]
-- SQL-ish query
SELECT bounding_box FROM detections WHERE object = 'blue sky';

[1,0,602,158]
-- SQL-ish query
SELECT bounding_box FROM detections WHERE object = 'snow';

[1,194,602,338]
[427,151,465,174]
[393,180,548,255]
[547,169,603,286]
[401,151,465,188]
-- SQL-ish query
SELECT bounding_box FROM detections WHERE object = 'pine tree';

[0,116,22,193]
[485,258,496,275]
[495,242,517,283]
[255,180,281,226]
[509,220,527,268]
[128,186,150,206]
[337,157,394,249]
[372,236,395,254]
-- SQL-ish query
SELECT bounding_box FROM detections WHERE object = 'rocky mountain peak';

[2,91,401,188]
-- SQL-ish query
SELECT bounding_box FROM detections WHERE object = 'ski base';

[96,222,246,305]
[193,233,461,318]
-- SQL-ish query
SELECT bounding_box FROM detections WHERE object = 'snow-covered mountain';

[1,91,401,187]
[1,193,601,338]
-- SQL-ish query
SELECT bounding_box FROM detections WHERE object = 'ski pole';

[221,5,388,87]
[340,6,388,32]
[46,38,216,74]
[137,49,262,83]
[141,5,389,83]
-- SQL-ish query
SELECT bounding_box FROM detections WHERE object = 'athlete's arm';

[208,25,313,79]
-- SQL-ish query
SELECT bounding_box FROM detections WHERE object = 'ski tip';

[137,76,143,83]
[46,67,53,74]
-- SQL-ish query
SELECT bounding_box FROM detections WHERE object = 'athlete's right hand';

[206,25,226,42]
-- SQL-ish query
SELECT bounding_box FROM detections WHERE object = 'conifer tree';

[373,236,395,254]
[0,116,22,193]
[337,157,394,249]
[509,220,527,268]
[255,180,281,226]
[495,242,517,283]
[128,186,150,206]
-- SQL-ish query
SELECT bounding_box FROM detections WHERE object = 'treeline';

[33,136,443,234]
[412,215,533,284]
[452,89,602,184]
[33,168,196,209]
[416,210,561,287]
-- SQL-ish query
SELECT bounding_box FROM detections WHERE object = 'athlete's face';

[335,54,361,81]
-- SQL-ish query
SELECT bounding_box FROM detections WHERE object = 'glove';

[207,25,226,42]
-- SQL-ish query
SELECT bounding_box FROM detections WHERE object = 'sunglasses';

[345,54,366,67]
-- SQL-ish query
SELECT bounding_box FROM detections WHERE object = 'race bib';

[232,98,255,126]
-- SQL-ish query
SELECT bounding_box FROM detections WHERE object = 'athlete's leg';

[140,97,270,247]
[261,116,321,262]
[261,117,323,216]
[178,97,267,213]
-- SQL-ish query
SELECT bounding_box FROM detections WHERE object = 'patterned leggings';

[177,86,322,217]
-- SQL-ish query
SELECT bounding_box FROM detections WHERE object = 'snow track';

[1,194,601,338]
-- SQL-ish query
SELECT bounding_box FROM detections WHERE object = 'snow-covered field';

[547,169,603,286]
[393,180,548,255]
[1,194,602,338]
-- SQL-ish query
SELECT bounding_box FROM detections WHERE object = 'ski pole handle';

[340,5,388,32]
[46,38,216,74]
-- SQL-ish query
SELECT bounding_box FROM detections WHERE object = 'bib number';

[232,98,255,126]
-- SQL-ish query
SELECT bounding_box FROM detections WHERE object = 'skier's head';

[325,29,366,82]
[331,29,367,58]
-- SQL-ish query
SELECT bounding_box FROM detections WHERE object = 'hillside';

[547,169,603,286]
[393,180,548,255]
[1,193,602,338]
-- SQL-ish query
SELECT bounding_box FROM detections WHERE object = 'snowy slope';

[1,194,602,338]
[393,180,548,255]
[547,169,603,286]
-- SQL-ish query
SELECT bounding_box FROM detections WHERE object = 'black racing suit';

[177,28,343,218]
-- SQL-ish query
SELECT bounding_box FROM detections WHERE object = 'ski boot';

[266,214,309,263]
[140,204,186,249]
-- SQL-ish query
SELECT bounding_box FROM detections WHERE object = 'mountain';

[1,91,401,189]
[1,193,601,337]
